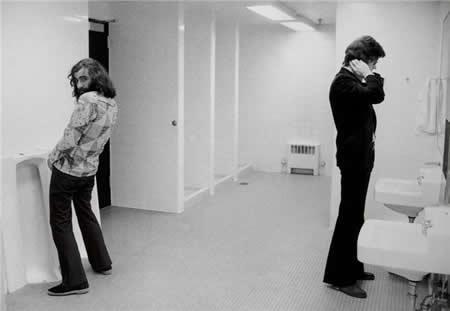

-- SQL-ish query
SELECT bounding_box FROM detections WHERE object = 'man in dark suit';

[323,36,386,299]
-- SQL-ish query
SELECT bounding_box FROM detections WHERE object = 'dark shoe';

[359,272,375,281]
[47,282,89,296]
[94,266,112,275]
[333,284,367,299]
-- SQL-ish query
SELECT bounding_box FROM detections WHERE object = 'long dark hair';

[343,35,386,66]
[68,58,116,99]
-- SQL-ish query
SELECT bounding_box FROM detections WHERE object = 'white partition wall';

[0,1,4,308]
[215,21,237,184]
[184,4,212,198]
[209,10,217,195]
[177,3,186,213]
[105,2,239,212]
[109,2,183,213]
[233,24,241,181]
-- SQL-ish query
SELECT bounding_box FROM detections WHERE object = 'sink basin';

[375,178,424,218]
[374,167,443,219]
[358,219,428,279]
[358,206,450,278]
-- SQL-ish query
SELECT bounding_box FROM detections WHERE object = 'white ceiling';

[186,0,442,26]
[209,1,336,25]
[284,1,337,24]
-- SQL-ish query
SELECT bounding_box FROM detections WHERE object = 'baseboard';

[214,173,233,185]
[184,186,209,209]
[185,164,253,209]
[214,173,234,191]
[236,163,253,179]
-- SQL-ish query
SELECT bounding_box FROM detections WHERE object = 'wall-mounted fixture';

[246,5,294,21]
[246,4,317,32]
[62,14,90,23]
[62,16,84,23]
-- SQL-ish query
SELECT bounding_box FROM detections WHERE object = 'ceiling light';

[74,15,89,20]
[281,21,315,32]
[247,5,294,21]
[62,16,83,23]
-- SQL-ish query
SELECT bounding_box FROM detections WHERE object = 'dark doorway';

[89,20,111,209]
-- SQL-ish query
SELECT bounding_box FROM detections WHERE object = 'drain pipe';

[408,280,418,311]
[418,274,450,311]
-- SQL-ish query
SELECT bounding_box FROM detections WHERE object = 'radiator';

[287,140,320,175]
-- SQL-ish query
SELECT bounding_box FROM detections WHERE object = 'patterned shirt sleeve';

[48,94,97,165]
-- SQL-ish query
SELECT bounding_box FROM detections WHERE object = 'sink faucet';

[422,219,433,235]
[417,175,424,185]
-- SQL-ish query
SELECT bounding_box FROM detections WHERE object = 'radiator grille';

[290,168,314,175]
[287,140,320,176]
[290,145,317,155]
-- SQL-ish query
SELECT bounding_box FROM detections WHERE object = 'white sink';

[358,219,428,280]
[358,206,450,278]
[375,178,423,217]
[374,167,443,219]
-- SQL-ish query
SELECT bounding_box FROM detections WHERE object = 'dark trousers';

[323,167,372,286]
[49,167,112,287]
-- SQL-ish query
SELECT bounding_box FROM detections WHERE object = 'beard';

[75,85,93,99]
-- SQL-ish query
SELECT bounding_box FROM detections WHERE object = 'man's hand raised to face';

[350,59,372,79]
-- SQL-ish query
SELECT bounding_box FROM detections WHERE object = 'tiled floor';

[6,171,427,311]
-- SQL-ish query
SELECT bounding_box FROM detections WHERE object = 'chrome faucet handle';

[422,220,433,235]
[417,175,424,185]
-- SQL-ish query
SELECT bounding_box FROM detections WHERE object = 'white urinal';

[1,150,100,293]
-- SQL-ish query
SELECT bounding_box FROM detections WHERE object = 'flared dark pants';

[323,167,372,286]
[49,167,112,287]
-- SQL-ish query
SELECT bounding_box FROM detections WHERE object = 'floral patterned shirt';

[48,91,118,177]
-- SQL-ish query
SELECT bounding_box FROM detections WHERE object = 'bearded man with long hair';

[47,58,118,296]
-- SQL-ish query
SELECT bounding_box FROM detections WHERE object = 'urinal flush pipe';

[408,280,418,311]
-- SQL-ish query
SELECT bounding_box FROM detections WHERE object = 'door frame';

[89,18,112,209]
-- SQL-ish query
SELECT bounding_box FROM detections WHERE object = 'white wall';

[184,4,212,189]
[89,1,114,21]
[440,1,450,121]
[2,1,88,301]
[239,24,336,176]
[437,2,450,156]
[329,2,443,228]
[2,2,88,156]
[215,21,236,176]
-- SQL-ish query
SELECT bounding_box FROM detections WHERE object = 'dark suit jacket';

[329,68,385,170]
